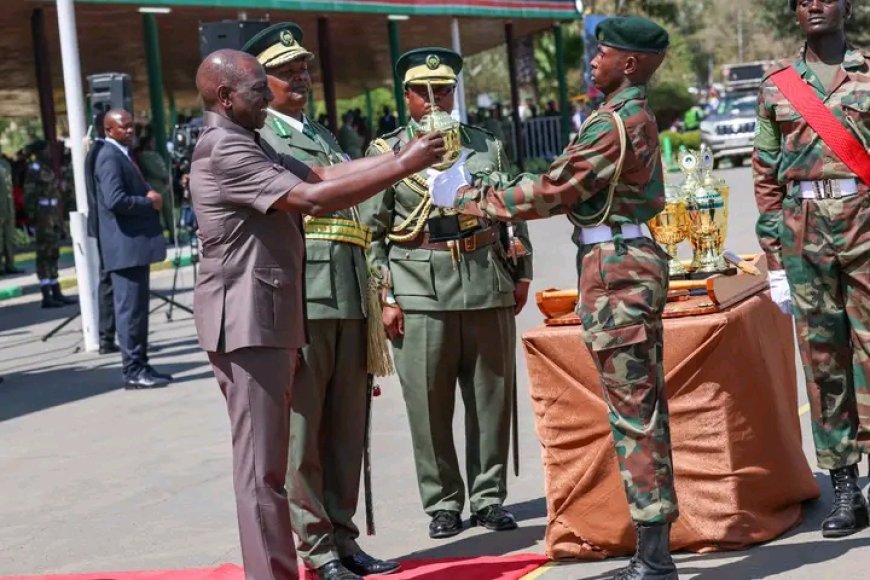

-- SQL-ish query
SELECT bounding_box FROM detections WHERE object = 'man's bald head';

[196,49,272,130]
[103,108,134,146]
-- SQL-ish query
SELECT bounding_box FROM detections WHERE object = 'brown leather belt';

[395,227,499,253]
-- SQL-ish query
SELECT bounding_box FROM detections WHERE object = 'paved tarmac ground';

[1,165,869,579]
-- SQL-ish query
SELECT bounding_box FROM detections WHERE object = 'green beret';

[595,16,669,54]
[241,22,314,69]
[396,47,463,86]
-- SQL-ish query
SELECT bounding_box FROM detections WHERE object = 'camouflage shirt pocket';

[841,92,870,148]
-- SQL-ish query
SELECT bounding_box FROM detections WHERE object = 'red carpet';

[1,554,550,580]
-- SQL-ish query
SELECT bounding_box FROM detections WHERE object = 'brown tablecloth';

[522,294,820,560]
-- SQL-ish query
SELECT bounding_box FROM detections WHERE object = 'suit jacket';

[258,111,368,320]
[93,141,166,271]
[189,111,311,354]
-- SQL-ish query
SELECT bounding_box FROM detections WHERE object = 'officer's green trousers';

[393,307,514,515]
[288,318,367,570]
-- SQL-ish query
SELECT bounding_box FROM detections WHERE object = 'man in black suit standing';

[93,109,171,389]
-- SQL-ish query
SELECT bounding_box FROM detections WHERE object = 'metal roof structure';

[1,0,581,119]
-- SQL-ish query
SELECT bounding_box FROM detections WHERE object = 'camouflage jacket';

[753,45,870,270]
[258,110,368,320]
[453,85,665,229]
[358,122,533,313]
[24,160,61,227]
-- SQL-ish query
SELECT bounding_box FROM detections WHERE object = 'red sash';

[770,65,870,186]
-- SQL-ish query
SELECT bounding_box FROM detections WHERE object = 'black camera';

[171,122,202,175]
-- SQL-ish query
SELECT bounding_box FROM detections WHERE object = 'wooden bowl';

[535,288,579,319]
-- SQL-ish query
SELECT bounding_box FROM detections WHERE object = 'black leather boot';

[821,464,869,538]
[40,285,62,308]
[51,282,77,305]
[613,523,677,580]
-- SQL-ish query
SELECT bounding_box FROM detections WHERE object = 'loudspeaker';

[199,20,271,60]
[87,72,133,127]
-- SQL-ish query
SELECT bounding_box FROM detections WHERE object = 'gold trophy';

[648,183,691,277]
[417,81,480,243]
[686,148,729,275]
[417,81,462,169]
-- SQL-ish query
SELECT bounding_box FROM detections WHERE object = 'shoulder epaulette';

[761,59,793,82]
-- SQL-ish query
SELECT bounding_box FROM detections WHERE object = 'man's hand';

[397,132,447,173]
[382,304,405,340]
[146,190,163,211]
[514,280,530,315]
[768,269,792,315]
[428,151,472,208]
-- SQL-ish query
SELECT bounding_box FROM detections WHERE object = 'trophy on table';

[686,148,730,276]
[647,183,691,278]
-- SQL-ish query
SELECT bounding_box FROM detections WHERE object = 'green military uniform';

[24,144,76,307]
[242,24,376,574]
[754,3,870,538]
[0,156,20,274]
[338,121,364,160]
[359,48,533,527]
[430,19,678,579]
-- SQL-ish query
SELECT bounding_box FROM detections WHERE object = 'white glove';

[427,151,472,208]
[768,269,792,315]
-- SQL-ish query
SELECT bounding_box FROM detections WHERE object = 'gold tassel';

[366,277,395,377]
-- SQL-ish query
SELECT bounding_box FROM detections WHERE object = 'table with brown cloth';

[522,293,820,560]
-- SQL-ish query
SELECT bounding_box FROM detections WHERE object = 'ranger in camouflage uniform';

[0,154,23,275]
[360,48,533,541]
[754,0,870,538]
[24,142,76,308]
[242,23,400,580]
[430,18,675,580]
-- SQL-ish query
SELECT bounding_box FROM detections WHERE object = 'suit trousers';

[209,347,299,580]
[99,266,116,346]
[288,318,367,569]
[392,307,514,515]
[110,265,150,379]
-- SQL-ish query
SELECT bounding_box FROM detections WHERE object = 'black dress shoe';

[124,370,170,390]
[429,510,462,539]
[822,464,869,538]
[470,505,518,531]
[340,550,401,576]
[146,365,173,382]
[99,343,120,355]
[315,560,361,580]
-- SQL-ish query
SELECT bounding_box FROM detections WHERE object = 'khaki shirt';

[190,111,310,353]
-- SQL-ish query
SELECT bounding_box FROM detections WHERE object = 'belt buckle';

[463,234,477,253]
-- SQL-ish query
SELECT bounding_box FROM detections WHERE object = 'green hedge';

[659,130,701,152]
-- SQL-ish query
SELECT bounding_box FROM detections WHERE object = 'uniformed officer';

[242,24,400,580]
[755,0,870,538]
[0,153,23,275]
[359,47,533,540]
[429,18,675,580]
[23,141,76,308]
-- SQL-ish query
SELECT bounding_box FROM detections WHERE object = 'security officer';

[0,153,23,275]
[429,18,675,580]
[755,0,870,538]
[24,141,76,308]
[359,47,533,540]
[242,23,400,580]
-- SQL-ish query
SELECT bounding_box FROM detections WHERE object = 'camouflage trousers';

[35,223,60,281]
[782,195,870,470]
[577,236,678,525]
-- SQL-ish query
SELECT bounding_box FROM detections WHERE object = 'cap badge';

[280,30,294,46]
[426,54,441,70]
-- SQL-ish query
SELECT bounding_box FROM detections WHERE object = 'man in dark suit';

[93,109,171,389]
[84,115,119,355]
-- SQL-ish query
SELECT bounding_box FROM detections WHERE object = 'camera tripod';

[149,222,198,321]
